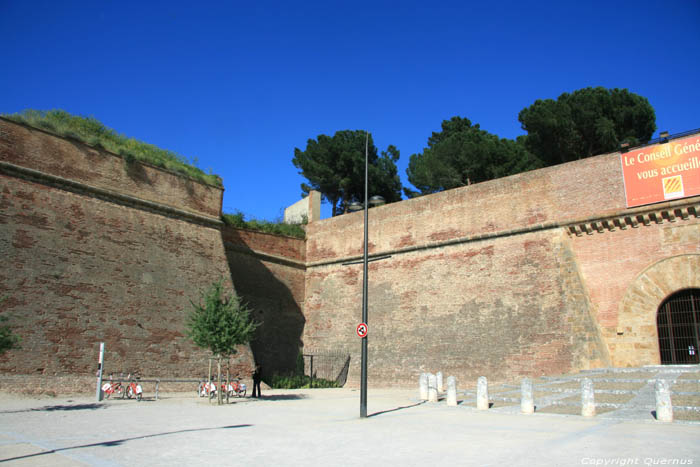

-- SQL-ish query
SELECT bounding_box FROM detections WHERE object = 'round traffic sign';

[356,323,368,338]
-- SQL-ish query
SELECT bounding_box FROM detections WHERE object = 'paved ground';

[461,365,700,421]
[0,367,698,466]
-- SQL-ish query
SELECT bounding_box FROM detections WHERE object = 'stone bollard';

[428,373,438,402]
[437,371,444,393]
[581,378,595,417]
[477,376,489,410]
[447,376,458,406]
[655,379,673,422]
[419,373,428,401]
[520,378,534,414]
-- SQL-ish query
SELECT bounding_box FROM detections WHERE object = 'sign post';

[337,132,390,418]
[96,342,105,402]
[360,133,369,419]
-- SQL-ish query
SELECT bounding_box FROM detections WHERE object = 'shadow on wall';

[222,228,306,381]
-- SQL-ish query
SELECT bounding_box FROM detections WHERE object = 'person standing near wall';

[252,365,262,398]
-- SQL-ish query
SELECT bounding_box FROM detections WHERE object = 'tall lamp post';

[347,133,387,418]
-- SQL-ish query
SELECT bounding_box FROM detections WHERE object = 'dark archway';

[657,289,700,364]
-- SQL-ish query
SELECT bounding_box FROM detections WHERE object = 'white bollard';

[520,378,534,414]
[655,380,673,422]
[581,378,595,417]
[419,373,428,401]
[477,376,489,410]
[437,372,444,393]
[447,376,458,406]
[428,373,438,402]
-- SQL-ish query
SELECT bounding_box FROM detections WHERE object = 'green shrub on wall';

[0,297,20,354]
[267,351,340,389]
[2,109,223,187]
[222,211,306,239]
[268,374,340,389]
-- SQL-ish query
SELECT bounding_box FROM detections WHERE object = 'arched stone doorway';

[657,289,700,364]
[613,254,700,367]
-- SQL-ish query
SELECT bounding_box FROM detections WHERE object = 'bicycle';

[198,379,217,399]
[227,378,246,398]
[101,375,124,399]
[124,374,143,401]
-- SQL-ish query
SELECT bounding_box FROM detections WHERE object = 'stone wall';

[304,229,610,387]
[222,227,306,380]
[304,142,700,387]
[2,116,698,392]
[0,119,254,385]
[0,117,223,218]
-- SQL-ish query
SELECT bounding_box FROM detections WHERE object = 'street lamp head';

[369,195,385,207]
[347,201,363,212]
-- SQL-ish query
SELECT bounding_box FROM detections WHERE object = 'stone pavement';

[0,367,698,466]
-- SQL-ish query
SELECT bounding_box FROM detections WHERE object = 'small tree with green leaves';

[0,316,20,354]
[0,297,21,354]
[185,280,259,405]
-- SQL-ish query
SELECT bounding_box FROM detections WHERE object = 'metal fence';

[302,350,351,387]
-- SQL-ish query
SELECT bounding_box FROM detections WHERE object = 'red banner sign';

[621,134,700,207]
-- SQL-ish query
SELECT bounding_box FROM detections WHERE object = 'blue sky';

[2,1,699,220]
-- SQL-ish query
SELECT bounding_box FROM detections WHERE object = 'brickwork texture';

[1,117,698,392]
[0,119,253,386]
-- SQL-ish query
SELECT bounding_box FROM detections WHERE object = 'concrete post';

[581,378,595,417]
[655,379,673,422]
[477,376,489,410]
[419,373,428,401]
[437,371,444,393]
[96,342,104,402]
[520,378,534,414]
[428,373,438,403]
[447,376,458,406]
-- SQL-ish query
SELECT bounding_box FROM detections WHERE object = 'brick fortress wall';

[1,116,697,392]
[222,227,306,381]
[0,118,255,390]
[304,144,700,387]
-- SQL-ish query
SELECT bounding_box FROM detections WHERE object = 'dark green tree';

[518,87,656,165]
[185,279,259,405]
[0,297,20,354]
[0,317,20,354]
[405,117,542,197]
[292,130,402,216]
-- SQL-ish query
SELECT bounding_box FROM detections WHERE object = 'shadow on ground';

[368,401,424,418]
[252,394,307,401]
[0,424,252,463]
[0,402,106,414]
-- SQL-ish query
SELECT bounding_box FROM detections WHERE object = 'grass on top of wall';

[222,211,306,239]
[2,109,223,187]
